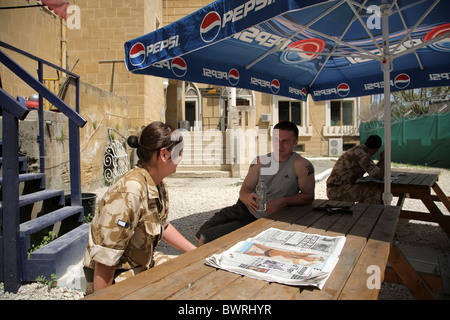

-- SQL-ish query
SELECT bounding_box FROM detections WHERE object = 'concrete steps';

[175,131,231,178]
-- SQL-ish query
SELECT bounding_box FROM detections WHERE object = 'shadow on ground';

[157,209,219,255]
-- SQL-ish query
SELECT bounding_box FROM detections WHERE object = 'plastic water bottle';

[255,179,267,213]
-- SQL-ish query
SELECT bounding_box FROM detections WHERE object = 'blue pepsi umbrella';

[124,0,450,204]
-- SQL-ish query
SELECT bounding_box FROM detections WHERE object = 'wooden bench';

[359,170,450,237]
[439,253,450,298]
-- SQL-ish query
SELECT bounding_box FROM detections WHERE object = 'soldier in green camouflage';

[84,122,196,294]
[326,135,385,204]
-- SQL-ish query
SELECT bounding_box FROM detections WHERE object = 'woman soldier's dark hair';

[127,121,183,168]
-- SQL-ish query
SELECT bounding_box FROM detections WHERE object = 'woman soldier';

[83,121,196,293]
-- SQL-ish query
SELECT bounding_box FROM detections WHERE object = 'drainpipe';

[61,19,67,70]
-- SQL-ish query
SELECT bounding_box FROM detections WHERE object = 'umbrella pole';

[382,66,393,206]
[382,1,393,206]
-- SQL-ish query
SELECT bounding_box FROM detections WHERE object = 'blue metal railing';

[0,42,87,292]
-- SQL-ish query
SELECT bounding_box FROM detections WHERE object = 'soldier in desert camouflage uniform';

[326,135,385,204]
[84,122,196,294]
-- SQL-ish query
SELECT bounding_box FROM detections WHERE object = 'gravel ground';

[1,160,449,300]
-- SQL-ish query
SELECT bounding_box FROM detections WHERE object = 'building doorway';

[185,82,201,130]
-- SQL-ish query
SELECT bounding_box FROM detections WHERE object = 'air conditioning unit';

[329,138,343,156]
[261,113,271,122]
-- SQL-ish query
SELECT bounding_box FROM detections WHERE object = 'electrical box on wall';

[329,138,343,156]
[261,114,271,122]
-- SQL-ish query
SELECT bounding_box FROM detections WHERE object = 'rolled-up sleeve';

[88,244,124,267]
[84,168,167,270]
[356,148,380,178]
[87,190,142,267]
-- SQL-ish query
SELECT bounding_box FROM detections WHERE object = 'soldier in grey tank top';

[196,121,315,245]
[248,152,300,218]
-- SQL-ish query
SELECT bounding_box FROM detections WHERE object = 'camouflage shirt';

[83,167,169,271]
[326,144,381,187]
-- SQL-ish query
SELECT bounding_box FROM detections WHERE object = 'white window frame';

[272,96,312,136]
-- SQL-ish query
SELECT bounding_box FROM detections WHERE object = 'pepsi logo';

[200,12,221,43]
[337,83,350,97]
[424,23,450,53]
[271,79,280,94]
[171,57,187,77]
[228,68,240,86]
[313,83,350,97]
[301,88,308,100]
[394,73,410,89]
[281,38,325,65]
[285,38,325,62]
[129,42,146,66]
[289,87,308,99]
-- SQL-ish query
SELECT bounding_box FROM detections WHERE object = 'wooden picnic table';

[360,170,450,237]
[84,199,406,300]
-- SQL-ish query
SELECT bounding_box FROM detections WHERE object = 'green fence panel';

[360,113,450,169]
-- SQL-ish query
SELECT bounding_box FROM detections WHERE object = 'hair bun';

[127,135,139,148]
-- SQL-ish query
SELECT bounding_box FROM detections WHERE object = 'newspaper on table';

[356,172,405,183]
[205,228,346,289]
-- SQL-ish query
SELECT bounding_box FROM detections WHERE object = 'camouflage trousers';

[84,251,177,295]
[327,183,382,204]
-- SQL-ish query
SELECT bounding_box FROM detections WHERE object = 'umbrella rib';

[245,0,347,70]
[300,25,381,60]
[245,0,385,72]
[345,0,383,55]
[392,1,423,70]
[390,0,440,65]
[393,30,450,60]
[388,0,399,12]
[0,5,44,9]
[282,47,375,60]
[389,0,428,15]
[309,0,370,87]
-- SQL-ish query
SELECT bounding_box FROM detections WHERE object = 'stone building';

[1,0,370,190]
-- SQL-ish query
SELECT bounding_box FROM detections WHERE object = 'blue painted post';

[69,77,82,215]
[2,111,22,293]
[37,61,46,184]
